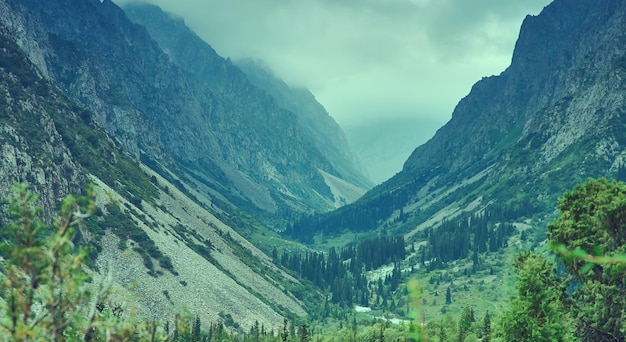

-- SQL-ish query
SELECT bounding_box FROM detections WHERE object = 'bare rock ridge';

[121,2,371,197]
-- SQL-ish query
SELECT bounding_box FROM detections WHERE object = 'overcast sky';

[115,0,552,127]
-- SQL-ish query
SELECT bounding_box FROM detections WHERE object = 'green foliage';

[548,178,626,341]
[496,253,573,341]
[457,306,474,342]
[482,311,491,342]
[0,184,163,340]
[276,235,406,318]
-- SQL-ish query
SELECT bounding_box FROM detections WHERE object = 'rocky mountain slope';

[0,0,379,331]
[0,22,307,330]
[0,0,368,230]
[120,3,371,193]
[233,59,371,190]
[292,0,626,242]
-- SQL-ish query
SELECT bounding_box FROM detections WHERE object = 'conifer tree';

[0,184,161,340]
[457,306,473,342]
[548,178,626,341]
[482,311,491,342]
[497,253,573,341]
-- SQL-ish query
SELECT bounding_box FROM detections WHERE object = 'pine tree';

[482,311,491,342]
[192,316,201,341]
[298,324,311,342]
[498,253,573,341]
[457,305,473,342]
[281,318,289,342]
[0,184,161,340]
[548,178,626,341]
[445,287,451,304]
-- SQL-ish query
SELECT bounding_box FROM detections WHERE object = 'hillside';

[120,3,371,199]
[0,23,309,330]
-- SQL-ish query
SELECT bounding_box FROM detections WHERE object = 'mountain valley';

[1,0,626,340]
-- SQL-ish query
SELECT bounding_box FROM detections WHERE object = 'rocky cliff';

[294,0,626,241]
[121,3,371,200]
[233,59,371,190]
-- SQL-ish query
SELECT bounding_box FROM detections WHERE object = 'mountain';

[0,24,307,329]
[0,0,381,330]
[119,3,371,199]
[291,0,626,242]
[343,117,445,184]
[4,0,625,334]
[233,59,372,190]
[2,0,368,231]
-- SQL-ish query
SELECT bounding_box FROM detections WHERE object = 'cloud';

[115,0,551,125]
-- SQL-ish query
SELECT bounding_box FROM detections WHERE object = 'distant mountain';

[234,59,372,190]
[290,0,626,243]
[343,117,445,184]
[120,3,371,195]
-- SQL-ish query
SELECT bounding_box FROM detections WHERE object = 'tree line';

[414,200,535,271]
[275,235,406,315]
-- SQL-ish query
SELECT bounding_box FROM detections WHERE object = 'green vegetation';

[2,175,626,341]
[546,178,626,340]
[0,184,161,340]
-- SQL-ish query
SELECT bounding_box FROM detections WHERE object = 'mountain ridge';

[292,0,626,243]
[120,3,371,194]
[0,23,309,330]
[2,0,368,227]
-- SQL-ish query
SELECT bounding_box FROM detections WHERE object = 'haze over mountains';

[1,0,626,335]
[290,0,626,243]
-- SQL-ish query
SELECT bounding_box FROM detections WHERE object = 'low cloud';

[115,0,551,125]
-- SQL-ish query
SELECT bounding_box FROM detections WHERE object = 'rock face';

[296,0,626,239]
[0,0,367,227]
[0,27,86,218]
[233,59,371,190]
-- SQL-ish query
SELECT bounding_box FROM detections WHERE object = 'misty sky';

[115,0,552,127]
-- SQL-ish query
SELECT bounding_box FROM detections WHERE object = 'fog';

[115,0,552,182]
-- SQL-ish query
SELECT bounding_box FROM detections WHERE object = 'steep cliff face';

[0,28,85,218]
[400,0,626,199]
[0,0,359,225]
[295,0,626,240]
[233,59,371,189]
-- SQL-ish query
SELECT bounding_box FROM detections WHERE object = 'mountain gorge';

[121,2,371,198]
[2,0,626,338]
[2,0,369,227]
